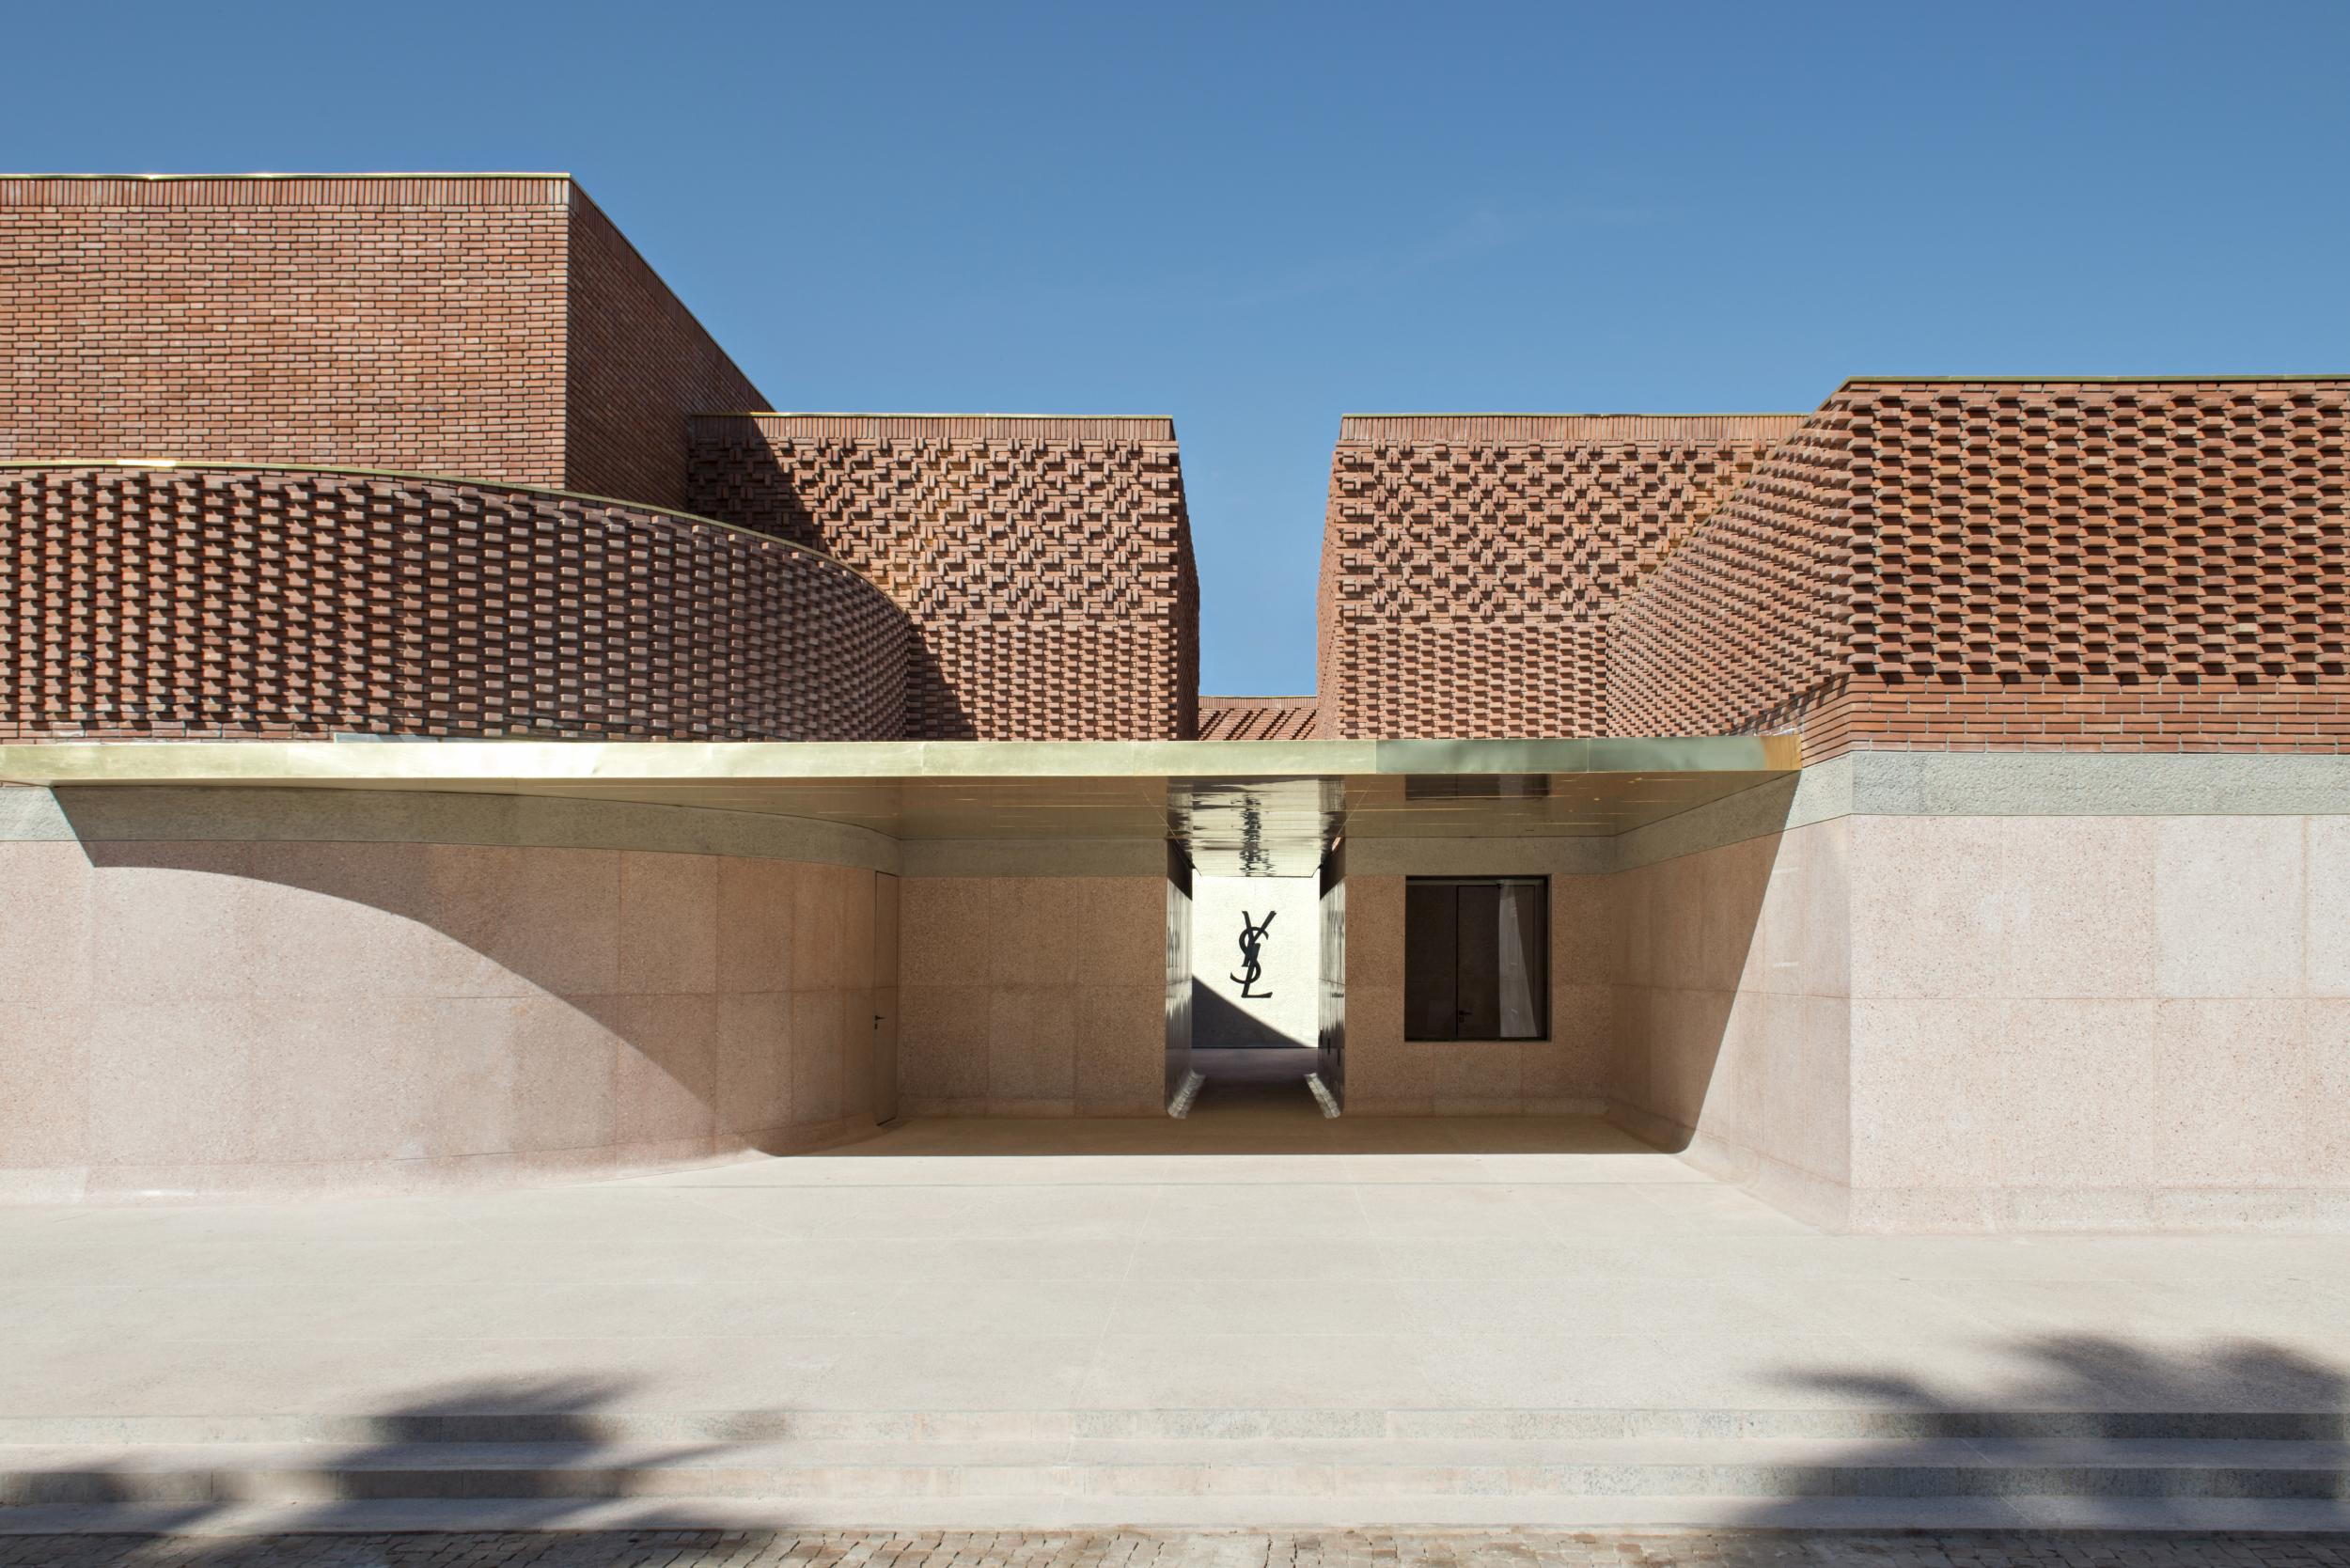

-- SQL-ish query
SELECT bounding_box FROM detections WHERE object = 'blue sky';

[12,1,2347,694]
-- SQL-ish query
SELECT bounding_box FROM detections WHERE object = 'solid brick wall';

[564,193,766,510]
[1608,380,2350,757]
[688,415,1199,741]
[0,176,764,511]
[1,177,573,482]
[1317,415,1803,739]
[0,464,907,741]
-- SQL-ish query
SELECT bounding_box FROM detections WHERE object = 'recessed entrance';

[1165,779,1347,1119]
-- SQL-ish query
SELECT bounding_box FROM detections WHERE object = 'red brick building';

[6,172,2350,1238]
[1,175,1195,744]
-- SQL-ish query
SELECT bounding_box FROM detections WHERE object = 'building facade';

[3,174,2346,1231]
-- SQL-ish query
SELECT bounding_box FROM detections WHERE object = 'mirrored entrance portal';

[1166,778,1345,1118]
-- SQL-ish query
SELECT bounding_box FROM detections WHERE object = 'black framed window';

[1404,877,1547,1041]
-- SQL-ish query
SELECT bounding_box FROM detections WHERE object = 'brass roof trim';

[0,735,1799,789]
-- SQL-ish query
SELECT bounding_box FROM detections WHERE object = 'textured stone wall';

[1842,810,2350,1231]
[689,416,1200,741]
[1609,380,2350,757]
[1317,415,1802,740]
[0,465,907,741]
[0,176,764,511]
[895,875,1168,1115]
[0,794,895,1199]
[1606,817,1854,1228]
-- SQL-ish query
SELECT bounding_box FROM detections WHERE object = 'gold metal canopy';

[0,737,1798,856]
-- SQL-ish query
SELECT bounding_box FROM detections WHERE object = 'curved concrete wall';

[0,465,908,742]
[0,789,899,1199]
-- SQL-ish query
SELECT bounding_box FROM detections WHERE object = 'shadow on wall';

[1191,981,1310,1048]
[905,639,979,741]
[1739,1333,2350,1525]
[1595,811,1789,1166]
[706,448,976,741]
[1,1374,763,1541]
[49,819,884,1184]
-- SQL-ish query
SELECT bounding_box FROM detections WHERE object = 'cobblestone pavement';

[2,1533,2347,1568]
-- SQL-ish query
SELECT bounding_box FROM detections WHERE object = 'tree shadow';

[1738,1332,2350,1525]
[1,1373,789,1554]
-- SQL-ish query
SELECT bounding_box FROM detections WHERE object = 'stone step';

[4,1408,2344,1446]
[9,1495,2350,1535]
[4,1435,2349,1505]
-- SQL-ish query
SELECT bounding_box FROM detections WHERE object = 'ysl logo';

[1232,910,1276,998]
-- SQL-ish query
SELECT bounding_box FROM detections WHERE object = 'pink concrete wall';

[1341,873,1614,1115]
[0,837,892,1198]
[896,876,1167,1116]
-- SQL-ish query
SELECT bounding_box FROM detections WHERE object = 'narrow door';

[872,870,900,1123]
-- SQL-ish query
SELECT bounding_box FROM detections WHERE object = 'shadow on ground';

[8,1373,760,1555]
[1740,1331,2350,1527]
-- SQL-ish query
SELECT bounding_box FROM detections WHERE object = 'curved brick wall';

[0,464,908,741]
[1609,380,2350,757]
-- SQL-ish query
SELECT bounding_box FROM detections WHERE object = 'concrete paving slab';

[6,1112,2350,1536]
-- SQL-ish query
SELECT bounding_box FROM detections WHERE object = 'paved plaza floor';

[8,1099,2348,1427]
[4,1094,2349,1532]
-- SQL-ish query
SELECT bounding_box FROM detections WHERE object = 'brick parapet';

[687,415,1198,740]
[1317,417,1797,738]
[1606,379,2350,757]
[1198,696,1319,741]
[0,464,907,741]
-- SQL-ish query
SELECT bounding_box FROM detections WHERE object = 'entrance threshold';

[1178,1047,1339,1121]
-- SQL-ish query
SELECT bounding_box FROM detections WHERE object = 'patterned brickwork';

[1608,380,2350,757]
[0,176,763,510]
[1198,696,1319,741]
[0,464,906,741]
[1604,407,1860,740]
[1317,415,1805,738]
[688,415,1199,740]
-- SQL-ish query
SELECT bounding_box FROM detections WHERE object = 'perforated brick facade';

[1198,696,1319,741]
[1607,380,2350,757]
[0,464,907,741]
[1316,415,1804,740]
[689,415,1200,740]
[0,176,761,511]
